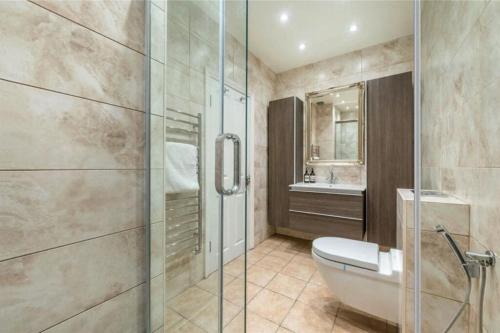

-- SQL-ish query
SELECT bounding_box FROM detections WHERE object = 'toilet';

[312,237,403,323]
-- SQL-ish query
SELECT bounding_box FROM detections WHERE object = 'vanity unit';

[279,183,366,240]
[268,97,304,228]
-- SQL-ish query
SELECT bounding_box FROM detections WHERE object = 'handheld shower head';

[434,224,468,267]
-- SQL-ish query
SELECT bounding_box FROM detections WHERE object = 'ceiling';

[248,0,413,73]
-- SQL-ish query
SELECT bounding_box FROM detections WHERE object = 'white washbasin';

[289,182,365,195]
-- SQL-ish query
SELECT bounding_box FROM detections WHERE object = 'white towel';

[165,142,199,194]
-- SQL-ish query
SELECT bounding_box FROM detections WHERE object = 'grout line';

[40,282,146,332]
[0,225,145,263]
[0,77,146,115]
[28,0,145,56]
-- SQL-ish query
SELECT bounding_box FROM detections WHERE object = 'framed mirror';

[305,82,365,165]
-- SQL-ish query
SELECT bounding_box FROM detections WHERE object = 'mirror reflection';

[306,83,364,164]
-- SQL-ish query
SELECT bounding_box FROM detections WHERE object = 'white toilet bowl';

[312,237,402,323]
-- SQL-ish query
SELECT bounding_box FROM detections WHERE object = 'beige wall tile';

[151,3,165,64]
[0,81,144,170]
[44,285,146,333]
[361,35,413,72]
[406,230,469,302]
[168,19,189,66]
[0,170,144,261]
[0,1,144,110]
[151,222,165,277]
[0,228,145,332]
[405,289,468,333]
[151,59,165,116]
[151,273,165,331]
[32,0,145,53]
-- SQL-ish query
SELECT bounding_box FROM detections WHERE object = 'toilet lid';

[312,237,380,271]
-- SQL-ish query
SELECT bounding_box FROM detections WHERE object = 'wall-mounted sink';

[289,182,366,195]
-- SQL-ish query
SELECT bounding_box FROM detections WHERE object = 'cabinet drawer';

[289,211,364,240]
[289,191,364,219]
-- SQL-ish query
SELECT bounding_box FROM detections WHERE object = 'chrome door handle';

[215,133,241,195]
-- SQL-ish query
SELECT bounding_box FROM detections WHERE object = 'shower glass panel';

[415,1,499,332]
[148,0,248,331]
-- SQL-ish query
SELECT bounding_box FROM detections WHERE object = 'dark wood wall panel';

[268,97,303,228]
[366,72,414,247]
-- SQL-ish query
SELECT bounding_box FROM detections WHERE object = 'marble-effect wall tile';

[0,1,145,111]
[0,228,145,333]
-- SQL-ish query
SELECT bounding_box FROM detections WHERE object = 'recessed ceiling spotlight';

[341,100,345,104]
[329,93,333,96]
[355,105,359,109]
[299,43,306,51]
[280,13,289,23]
[349,24,358,32]
[336,93,340,98]
[346,106,350,110]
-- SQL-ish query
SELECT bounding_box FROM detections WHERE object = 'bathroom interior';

[1,0,499,332]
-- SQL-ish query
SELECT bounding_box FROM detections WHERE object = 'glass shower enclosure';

[412,1,499,333]
[147,0,249,332]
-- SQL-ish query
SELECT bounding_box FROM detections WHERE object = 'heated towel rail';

[165,107,202,263]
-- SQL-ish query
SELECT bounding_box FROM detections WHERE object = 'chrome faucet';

[328,169,337,184]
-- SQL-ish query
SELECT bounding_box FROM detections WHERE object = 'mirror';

[305,82,365,165]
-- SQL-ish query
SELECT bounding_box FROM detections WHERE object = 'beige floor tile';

[269,248,297,260]
[225,310,279,333]
[336,305,387,332]
[224,256,246,277]
[247,264,277,287]
[223,278,262,306]
[277,327,294,333]
[309,270,327,286]
[282,301,335,333]
[248,289,294,324]
[196,272,235,294]
[255,254,291,272]
[166,319,206,333]
[165,307,183,330]
[260,237,284,249]
[281,258,316,281]
[298,282,340,314]
[255,243,276,254]
[167,286,215,319]
[190,298,241,333]
[248,248,268,264]
[266,273,307,300]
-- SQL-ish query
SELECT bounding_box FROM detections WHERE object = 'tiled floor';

[165,235,398,333]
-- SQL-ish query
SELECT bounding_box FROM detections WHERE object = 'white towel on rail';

[165,142,199,194]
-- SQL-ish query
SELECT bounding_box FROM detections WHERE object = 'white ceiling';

[248,0,413,73]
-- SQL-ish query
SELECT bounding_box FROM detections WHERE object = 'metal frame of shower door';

[217,0,225,331]
[414,0,422,332]
[144,0,152,332]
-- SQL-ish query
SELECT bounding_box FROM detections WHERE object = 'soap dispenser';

[304,168,310,183]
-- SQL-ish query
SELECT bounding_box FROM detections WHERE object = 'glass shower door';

[413,1,500,332]
[148,0,248,331]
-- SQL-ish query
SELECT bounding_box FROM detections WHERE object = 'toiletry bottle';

[310,168,316,183]
[304,168,310,183]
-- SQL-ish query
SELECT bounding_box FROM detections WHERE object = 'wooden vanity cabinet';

[287,190,365,240]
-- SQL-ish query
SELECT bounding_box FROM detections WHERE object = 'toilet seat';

[312,237,379,271]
